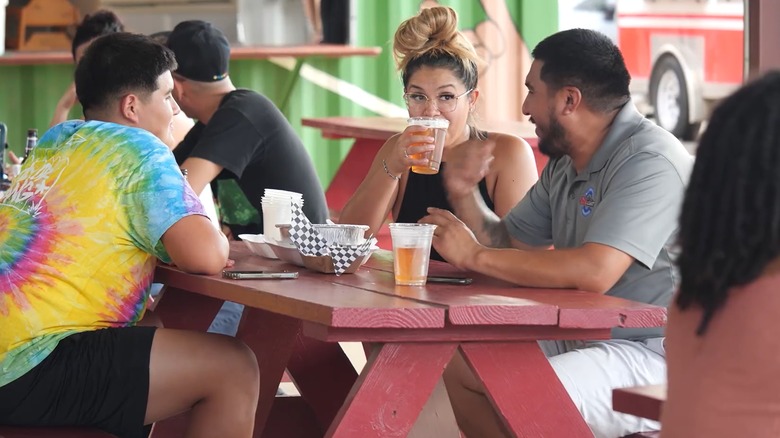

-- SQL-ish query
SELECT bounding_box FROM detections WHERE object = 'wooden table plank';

[359,251,666,329]
[0,45,381,66]
[330,267,560,326]
[303,323,612,344]
[302,116,536,143]
[231,44,381,60]
[153,243,446,329]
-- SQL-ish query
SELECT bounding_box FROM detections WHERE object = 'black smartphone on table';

[222,270,298,280]
[427,276,473,285]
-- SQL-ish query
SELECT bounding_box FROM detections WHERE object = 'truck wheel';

[650,56,699,140]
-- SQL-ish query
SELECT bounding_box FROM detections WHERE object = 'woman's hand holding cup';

[385,124,435,176]
[406,117,449,175]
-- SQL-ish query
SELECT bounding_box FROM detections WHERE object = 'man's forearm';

[449,188,512,248]
[467,242,632,293]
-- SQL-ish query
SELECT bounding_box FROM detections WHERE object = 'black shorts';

[0,326,156,438]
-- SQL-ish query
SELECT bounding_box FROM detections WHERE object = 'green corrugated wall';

[0,0,557,188]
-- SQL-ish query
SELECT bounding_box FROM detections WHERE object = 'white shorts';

[540,338,666,438]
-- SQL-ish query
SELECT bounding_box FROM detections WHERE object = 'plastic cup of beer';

[389,223,437,286]
[407,117,449,175]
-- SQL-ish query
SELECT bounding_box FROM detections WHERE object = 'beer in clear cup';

[407,117,449,175]
[389,223,436,286]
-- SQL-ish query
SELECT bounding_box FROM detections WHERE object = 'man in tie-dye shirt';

[0,33,259,438]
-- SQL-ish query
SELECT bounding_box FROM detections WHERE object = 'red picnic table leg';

[235,307,309,437]
[325,138,384,216]
[284,336,358,430]
[324,342,458,438]
[150,299,326,438]
[151,286,224,331]
[150,286,230,437]
[460,342,593,438]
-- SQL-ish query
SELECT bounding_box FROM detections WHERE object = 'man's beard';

[537,113,570,160]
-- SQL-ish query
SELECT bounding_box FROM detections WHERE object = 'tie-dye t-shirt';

[0,120,205,387]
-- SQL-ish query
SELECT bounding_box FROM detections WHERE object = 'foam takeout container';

[238,234,277,259]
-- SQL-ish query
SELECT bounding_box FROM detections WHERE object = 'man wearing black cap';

[166,20,329,238]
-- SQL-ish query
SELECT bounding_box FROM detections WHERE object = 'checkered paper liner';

[289,203,374,275]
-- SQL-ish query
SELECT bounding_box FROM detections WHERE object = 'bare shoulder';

[475,131,538,215]
[486,132,534,164]
[380,133,403,153]
[386,132,403,144]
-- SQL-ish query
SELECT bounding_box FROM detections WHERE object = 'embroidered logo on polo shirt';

[580,187,595,216]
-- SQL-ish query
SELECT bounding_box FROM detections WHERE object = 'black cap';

[166,20,230,82]
[148,31,171,45]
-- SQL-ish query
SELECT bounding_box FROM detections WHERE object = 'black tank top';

[396,162,495,262]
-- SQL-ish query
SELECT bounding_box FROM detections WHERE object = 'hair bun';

[425,7,459,45]
[393,6,476,72]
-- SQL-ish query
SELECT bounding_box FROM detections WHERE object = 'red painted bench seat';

[613,383,667,438]
[613,383,667,422]
[0,426,116,437]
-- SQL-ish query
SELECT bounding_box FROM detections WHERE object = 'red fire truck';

[617,0,744,139]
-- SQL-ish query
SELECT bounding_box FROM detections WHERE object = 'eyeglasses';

[403,89,473,113]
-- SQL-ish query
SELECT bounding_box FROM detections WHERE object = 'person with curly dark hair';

[662,71,780,437]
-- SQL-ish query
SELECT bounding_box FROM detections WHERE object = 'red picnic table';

[150,242,666,438]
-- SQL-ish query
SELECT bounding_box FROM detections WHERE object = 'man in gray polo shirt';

[422,29,693,437]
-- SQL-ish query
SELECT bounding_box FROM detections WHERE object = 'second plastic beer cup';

[389,223,437,286]
[407,117,449,174]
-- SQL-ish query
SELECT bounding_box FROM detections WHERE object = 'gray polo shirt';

[505,103,694,339]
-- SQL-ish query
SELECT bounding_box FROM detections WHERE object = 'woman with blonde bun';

[338,6,537,260]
